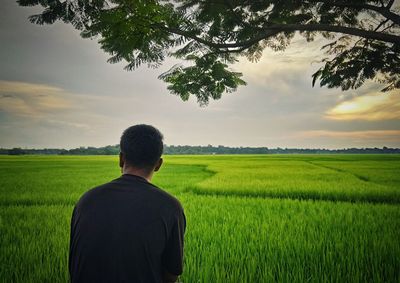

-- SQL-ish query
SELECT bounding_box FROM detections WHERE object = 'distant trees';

[1,147,66,155]
[164,145,400,154]
[7,148,26,155]
[63,145,120,155]
[1,145,399,155]
[18,0,400,105]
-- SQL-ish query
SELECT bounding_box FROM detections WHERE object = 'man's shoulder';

[148,183,184,212]
[75,175,183,213]
[74,177,120,207]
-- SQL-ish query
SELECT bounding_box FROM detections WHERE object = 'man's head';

[119,124,164,175]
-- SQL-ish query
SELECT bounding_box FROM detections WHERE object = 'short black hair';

[120,124,164,169]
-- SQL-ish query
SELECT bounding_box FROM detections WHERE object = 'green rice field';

[1,155,399,282]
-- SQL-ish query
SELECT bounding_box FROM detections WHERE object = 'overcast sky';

[1,1,399,149]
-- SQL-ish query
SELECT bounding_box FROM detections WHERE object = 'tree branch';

[319,1,400,25]
[273,23,400,45]
[161,22,399,52]
[159,25,281,49]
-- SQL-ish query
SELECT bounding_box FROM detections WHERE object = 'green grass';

[0,205,72,283]
[0,154,399,282]
[181,195,400,282]
[0,156,212,205]
[177,155,400,203]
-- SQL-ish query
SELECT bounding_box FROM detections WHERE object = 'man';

[69,124,186,283]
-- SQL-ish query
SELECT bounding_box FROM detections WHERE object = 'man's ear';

[154,158,163,172]
[119,152,124,168]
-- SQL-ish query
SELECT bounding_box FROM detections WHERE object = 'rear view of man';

[69,124,186,283]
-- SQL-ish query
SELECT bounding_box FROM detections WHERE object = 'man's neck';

[122,166,153,182]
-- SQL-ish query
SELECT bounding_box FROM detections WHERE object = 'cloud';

[235,36,326,94]
[325,90,400,121]
[0,80,71,117]
[301,130,400,143]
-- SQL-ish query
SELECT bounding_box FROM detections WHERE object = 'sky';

[0,1,399,149]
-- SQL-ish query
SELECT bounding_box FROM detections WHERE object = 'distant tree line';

[1,145,399,155]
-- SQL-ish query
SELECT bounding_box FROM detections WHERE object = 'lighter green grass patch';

[187,155,400,203]
[0,156,212,205]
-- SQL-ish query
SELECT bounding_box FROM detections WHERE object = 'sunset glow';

[326,92,400,121]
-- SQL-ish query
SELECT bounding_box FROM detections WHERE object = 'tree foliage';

[18,0,400,105]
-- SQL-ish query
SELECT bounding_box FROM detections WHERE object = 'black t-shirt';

[69,174,186,283]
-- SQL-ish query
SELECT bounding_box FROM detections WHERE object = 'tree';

[18,0,400,105]
[8,148,26,155]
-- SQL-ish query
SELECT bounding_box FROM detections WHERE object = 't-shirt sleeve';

[162,208,186,275]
